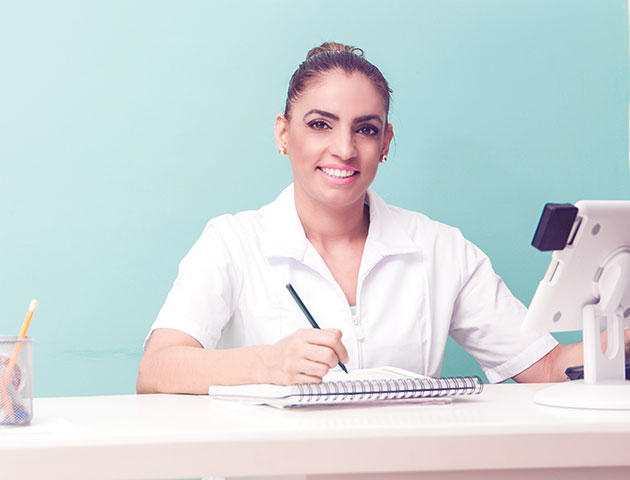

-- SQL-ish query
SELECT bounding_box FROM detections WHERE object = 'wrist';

[254,344,274,384]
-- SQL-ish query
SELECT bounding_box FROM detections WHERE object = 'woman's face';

[276,70,393,211]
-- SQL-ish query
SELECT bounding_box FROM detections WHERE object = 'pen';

[285,283,348,374]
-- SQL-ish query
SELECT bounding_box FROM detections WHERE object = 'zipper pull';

[352,313,365,340]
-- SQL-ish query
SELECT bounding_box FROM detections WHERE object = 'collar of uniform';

[364,188,422,257]
[260,184,422,260]
[260,184,309,260]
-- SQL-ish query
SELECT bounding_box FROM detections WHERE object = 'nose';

[329,128,358,161]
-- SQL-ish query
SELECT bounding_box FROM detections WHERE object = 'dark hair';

[284,42,392,121]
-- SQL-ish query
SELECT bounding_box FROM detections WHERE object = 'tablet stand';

[534,250,630,409]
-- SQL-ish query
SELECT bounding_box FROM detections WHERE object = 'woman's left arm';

[513,329,630,383]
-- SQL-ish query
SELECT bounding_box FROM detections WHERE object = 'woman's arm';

[136,328,349,394]
[512,329,630,383]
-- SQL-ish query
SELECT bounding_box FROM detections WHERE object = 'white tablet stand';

[524,201,630,410]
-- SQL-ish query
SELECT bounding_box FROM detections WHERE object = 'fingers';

[299,328,349,365]
[292,372,326,384]
[266,328,349,385]
[295,356,332,380]
[303,342,340,368]
[272,356,328,386]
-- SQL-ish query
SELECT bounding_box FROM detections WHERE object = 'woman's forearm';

[545,329,629,382]
[545,342,583,382]
[136,344,270,394]
[136,327,348,394]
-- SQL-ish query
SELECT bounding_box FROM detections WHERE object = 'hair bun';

[306,42,364,60]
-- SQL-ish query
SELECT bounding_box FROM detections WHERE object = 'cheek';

[358,137,384,159]
[363,143,383,173]
[364,162,380,182]
[290,133,327,162]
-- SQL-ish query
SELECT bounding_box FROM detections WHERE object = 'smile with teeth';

[319,167,358,178]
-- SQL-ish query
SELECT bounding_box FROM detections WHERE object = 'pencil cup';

[0,336,33,426]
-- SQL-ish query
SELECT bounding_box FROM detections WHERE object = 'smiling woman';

[136,42,606,395]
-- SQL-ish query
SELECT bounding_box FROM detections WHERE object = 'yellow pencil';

[5,299,38,383]
[0,299,37,420]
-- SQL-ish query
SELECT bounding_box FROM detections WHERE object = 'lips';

[317,165,359,185]
[318,166,358,178]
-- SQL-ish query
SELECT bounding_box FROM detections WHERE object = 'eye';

[357,125,379,136]
[307,120,331,130]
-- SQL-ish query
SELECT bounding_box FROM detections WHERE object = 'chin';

[314,185,369,209]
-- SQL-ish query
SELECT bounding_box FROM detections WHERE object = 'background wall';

[0,0,628,397]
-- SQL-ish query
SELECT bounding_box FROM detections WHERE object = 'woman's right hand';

[262,328,349,385]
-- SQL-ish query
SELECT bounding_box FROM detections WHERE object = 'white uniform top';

[147,185,557,383]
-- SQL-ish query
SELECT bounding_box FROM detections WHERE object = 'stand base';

[535,380,630,410]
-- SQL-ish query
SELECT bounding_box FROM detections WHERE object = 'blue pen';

[286,283,349,374]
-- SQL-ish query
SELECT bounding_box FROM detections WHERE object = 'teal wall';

[0,1,628,396]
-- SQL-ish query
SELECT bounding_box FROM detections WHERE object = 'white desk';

[0,383,629,480]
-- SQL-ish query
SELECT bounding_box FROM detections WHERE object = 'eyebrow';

[303,109,383,126]
[355,114,383,126]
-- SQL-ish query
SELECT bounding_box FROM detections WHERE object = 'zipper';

[351,309,365,369]
[300,242,368,369]
[353,253,385,370]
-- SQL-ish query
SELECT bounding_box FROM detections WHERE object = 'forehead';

[293,70,386,118]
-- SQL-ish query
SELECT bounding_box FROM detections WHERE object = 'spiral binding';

[295,376,483,404]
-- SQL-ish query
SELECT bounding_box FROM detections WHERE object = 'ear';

[274,113,289,152]
[381,123,394,157]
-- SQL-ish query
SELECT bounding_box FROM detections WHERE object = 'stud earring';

[279,147,287,155]
[380,154,388,163]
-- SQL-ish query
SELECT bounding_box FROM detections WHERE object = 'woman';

[137,42,598,394]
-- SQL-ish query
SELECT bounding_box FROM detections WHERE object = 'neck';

[293,188,369,246]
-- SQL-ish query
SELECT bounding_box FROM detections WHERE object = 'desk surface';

[1,383,630,479]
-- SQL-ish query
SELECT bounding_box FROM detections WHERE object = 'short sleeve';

[449,238,558,383]
[144,218,244,350]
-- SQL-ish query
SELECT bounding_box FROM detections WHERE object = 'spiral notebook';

[208,366,483,408]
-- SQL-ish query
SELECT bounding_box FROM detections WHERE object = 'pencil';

[1,299,37,421]
[285,283,348,374]
[5,299,38,383]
